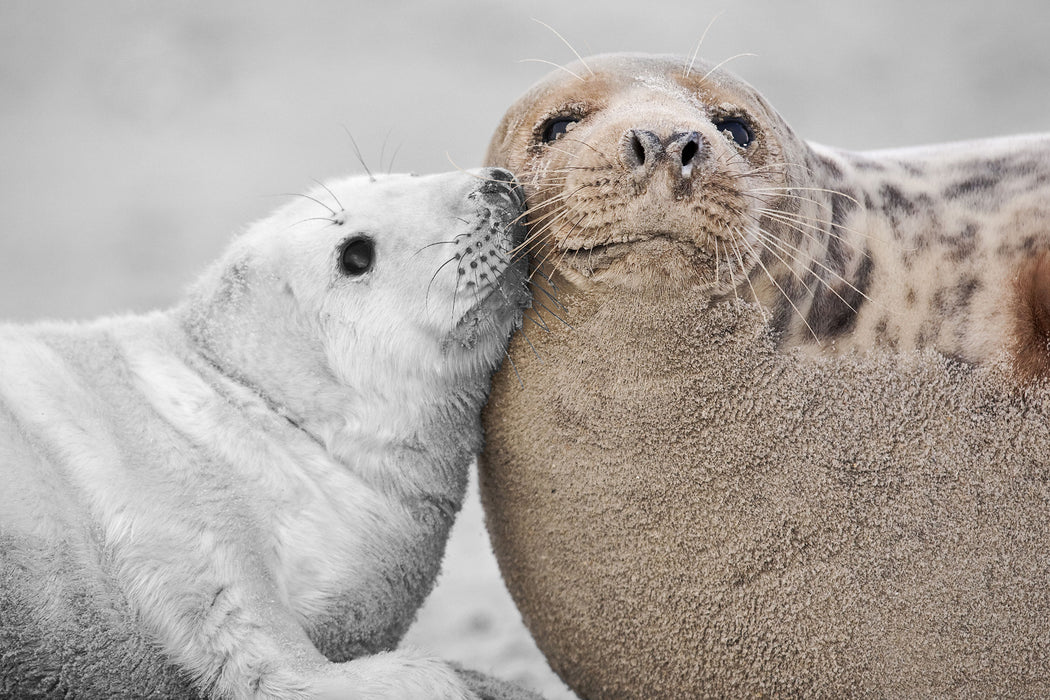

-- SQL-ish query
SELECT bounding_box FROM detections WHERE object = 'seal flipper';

[1012,250,1050,379]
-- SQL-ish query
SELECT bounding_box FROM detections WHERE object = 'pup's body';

[0,169,534,699]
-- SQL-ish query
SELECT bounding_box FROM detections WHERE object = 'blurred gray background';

[2,1,1047,697]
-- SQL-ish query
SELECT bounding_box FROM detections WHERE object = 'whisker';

[342,126,375,183]
[278,192,338,216]
[755,228,868,314]
[530,18,594,76]
[718,238,741,304]
[751,229,820,299]
[288,217,337,228]
[757,207,877,250]
[701,52,758,82]
[387,142,404,175]
[524,307,552,333]
[737,189,833,215]
[739,235,821,344]
[533,298,574,330]
[504,350,525,390]
[378,127,394,177]
[751,186,863,208]
[551,137,616,167]
[519,326,545,362]
[310,179,345,214]
[518,58,584,82]
[683,12,724,79]
[411,234,471,260]
[728,231,767,316]
[425,255,460,312]
[756,225,876,306]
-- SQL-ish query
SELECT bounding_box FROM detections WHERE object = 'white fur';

[0,169,530,699]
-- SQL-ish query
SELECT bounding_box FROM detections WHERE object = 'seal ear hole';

[714,119,753,148]
[541,117,579,143]
[339,236,375,276]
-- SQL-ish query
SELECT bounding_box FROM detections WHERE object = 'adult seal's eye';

[715,119,753,148]
[339,236,374,276]
[541,117,579,143]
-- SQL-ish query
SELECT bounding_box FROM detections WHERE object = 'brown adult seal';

[479,53,1050,699]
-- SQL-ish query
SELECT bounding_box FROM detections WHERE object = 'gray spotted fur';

[760,134,1050,363]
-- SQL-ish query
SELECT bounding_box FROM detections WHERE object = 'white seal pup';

[0,167,539,700]
[485,52,1050,378]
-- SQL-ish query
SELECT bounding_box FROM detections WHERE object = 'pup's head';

[183,168,530,409]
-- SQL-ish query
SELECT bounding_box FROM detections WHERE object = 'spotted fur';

[485,53,1050,377]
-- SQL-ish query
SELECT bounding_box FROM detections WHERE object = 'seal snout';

[474,166,527,249]
[623,129,704,182]
[477,166,526,211]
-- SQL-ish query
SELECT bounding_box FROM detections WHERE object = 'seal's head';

[486,53,806,295]
[182,168,530,415]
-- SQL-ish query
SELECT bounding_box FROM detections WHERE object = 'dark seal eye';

[715,119,753,148]
[542,117,579,143]
[339,236,374,276]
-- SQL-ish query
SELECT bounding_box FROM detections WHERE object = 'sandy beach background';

[2,2,1048,697]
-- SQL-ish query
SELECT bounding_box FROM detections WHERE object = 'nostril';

[672,131,703,178]
[631,133,647,167]
[488,167,515,184]
[681,137,699,166]
[625,129,662,170]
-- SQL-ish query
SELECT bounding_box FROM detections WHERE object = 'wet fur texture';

[480,52,1050,697]
[0,169,541,700]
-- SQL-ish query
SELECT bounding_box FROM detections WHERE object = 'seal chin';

[551,233,740,294]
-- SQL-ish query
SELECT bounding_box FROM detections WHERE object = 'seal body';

[480,289,1050,699]
[0,168,536,699]
[480,53,1050,697]
[485,53,1050,374]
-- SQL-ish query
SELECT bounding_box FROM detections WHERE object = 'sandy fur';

[0,169,540,699]
[480,51,1050,697]
[482,284,1050,698]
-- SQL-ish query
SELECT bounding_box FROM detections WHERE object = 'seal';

[485,52,1050,376]
[0,167,540,700]
[478,53,1050,698]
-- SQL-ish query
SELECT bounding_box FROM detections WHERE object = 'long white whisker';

[739,234,820,344]
[701,53,758,82]
[684,12,724,79]
[530,18,593,76]
[727,232,767,317]
[517,58,584,82]
[751,186,863,208]
[754,227,873,307]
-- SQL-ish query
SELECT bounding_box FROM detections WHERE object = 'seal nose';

[478,167,526,210]
[476,167,527,249]
[623,129,703,181]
